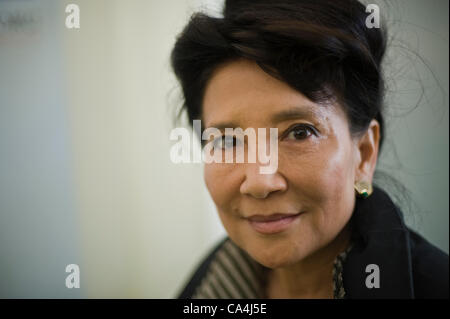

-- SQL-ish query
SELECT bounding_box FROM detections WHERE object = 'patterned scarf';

[192,238,353,299]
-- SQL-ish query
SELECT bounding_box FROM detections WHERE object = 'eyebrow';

[205,105,321,130]
[271,106,320,123]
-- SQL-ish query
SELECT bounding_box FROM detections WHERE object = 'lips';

[247,213,299,222]
[246,212,302,234]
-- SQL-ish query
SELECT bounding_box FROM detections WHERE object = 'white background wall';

[0,0,447,298]
[62,0,226,298]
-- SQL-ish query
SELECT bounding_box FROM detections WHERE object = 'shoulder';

[177,237,267,298]
[344,186,448,298]
[408,229,449,299]
[177,237,228,298]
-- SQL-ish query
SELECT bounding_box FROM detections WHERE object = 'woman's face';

[202,59,363,269]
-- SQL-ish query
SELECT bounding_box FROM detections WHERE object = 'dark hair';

[171,0,387,152]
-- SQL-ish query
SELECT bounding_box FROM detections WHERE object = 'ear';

[354,119,380,184]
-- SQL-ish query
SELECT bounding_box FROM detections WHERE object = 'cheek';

[204,163,239,210]
[284,138,357,224]
[311,150,354,202]
[204,164,221,204]
[204,163,245,240]
[317,154,355,223]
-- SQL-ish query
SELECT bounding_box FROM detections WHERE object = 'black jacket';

[179,186,449,298]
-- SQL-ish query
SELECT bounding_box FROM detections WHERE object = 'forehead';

[202,59,347,129]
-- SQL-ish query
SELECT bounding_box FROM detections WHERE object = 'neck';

[266,222,352,299]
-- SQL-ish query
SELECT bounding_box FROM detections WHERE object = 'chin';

[245,238,308,269]
[253,251,301,269]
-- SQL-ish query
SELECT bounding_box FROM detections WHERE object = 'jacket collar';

[343,186,415,298]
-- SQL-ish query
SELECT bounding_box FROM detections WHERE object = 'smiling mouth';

[246,212,303,234]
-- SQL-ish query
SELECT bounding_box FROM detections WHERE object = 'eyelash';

[211,123,317,148]
[283,124,317,141]
[212,136,241,149]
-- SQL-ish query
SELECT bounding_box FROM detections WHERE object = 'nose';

[239,164,287,199]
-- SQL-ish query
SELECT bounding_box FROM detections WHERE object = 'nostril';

[240,182,286,199]
[252,190,270,199]
[240,172,288,199]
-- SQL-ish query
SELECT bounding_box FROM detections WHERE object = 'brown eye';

[285,124,315,140]
[212,135,242,149]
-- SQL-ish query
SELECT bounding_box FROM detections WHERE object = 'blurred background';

[0,0,448,298]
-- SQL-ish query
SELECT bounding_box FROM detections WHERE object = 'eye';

[284,124,316,141]
[212,135,241,149]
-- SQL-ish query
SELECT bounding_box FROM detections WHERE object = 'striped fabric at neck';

[192,238,353,299]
